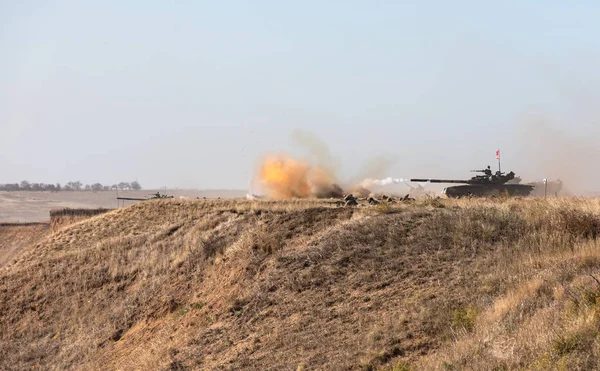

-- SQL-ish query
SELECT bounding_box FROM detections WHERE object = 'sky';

[2,1,600,191]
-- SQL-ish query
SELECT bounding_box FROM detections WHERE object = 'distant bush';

[0,180,142,191]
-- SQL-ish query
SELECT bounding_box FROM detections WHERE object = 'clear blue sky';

[2,1,599,190]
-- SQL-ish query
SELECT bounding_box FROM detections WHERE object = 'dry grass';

[49,208,113,232]
[1,197,600,370]
[0,223,50,268]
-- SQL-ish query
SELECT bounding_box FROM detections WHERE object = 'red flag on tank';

[495,150,500,159]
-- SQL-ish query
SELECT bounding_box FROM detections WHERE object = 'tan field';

[0,189,247,223]
[2,196,600,370]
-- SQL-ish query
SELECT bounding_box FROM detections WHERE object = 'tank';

[148,192,174,199]
[411,166,535,198]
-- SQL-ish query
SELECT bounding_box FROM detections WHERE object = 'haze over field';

[2,2,600,193]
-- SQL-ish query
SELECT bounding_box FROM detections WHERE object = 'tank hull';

[442,184,534,198]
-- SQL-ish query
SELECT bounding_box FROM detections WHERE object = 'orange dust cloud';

[258,153,343,199]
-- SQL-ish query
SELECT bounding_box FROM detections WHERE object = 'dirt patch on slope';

[0,223,50,268]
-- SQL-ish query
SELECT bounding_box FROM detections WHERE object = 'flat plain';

[0,190,247,223]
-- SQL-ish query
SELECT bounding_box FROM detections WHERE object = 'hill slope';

[0,223,49,268]
[2,198,600,370]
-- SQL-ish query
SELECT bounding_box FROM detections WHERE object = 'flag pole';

[497,149,501,174]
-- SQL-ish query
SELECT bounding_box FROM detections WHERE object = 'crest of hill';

[2,198,600,370]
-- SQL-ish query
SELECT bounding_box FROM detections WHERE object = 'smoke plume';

[257,153,343,199]
[291,129,339,173]
[255,130,407,199]
[517,116,600,195]
[351,156,397,184]
[360,177,408,188]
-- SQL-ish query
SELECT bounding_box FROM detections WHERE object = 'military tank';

[411,166,534,198]
[148,192,174,199]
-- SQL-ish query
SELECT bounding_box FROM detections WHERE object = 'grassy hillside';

[49,208,112,232]
[1,198,600,370]
[0,223,50,268]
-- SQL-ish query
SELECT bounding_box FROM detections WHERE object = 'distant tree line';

[0,181,142,192]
